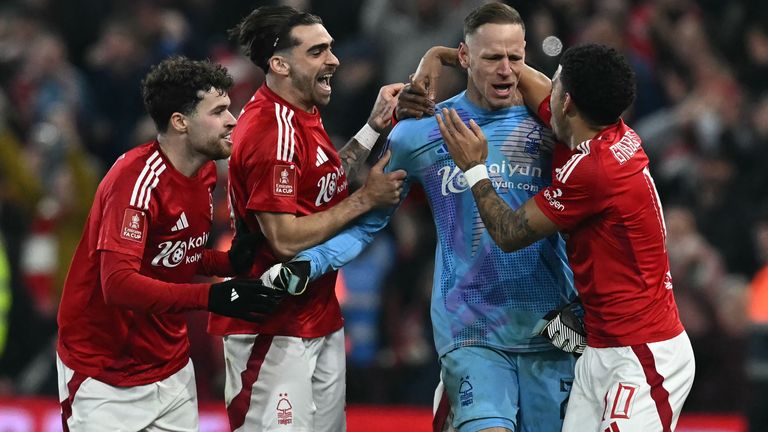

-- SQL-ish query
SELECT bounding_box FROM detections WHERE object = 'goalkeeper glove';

[261,260,311,295]
[532,300,587,355]
[227,223,262,275]
[208,279,283,322]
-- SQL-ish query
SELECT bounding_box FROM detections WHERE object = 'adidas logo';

[315,146,329,167]
[231,288,239,301]
[171,212,189,232]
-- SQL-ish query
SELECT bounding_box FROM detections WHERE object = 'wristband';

[354,123,380,150]
[463,164,489,188]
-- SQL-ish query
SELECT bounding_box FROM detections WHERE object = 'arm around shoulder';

[519,64,553,116]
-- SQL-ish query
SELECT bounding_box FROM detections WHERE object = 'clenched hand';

[358,150,407,208]
[368,83,406,131]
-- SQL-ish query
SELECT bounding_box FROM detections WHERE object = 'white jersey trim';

[129,151,167,210]
[557,141,591,184]
[316,146,329,167]
[274,103,296,162]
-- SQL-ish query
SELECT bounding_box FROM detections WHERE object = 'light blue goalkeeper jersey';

[298,91,575,355]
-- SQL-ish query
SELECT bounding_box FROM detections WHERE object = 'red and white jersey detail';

[129,150,167,210]
[209,84,345,338]
[274,102,297,162]
[555,141,591,184]
[57,141,217,386]
[532,120,683,348]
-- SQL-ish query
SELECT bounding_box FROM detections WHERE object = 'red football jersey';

[533,105,683,347]
[57,141,219,386]
[208,84,345,337]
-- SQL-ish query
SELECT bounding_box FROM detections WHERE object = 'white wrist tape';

[354,123,380,150]
[463,164,489,188]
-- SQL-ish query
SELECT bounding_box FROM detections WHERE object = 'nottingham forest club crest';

[459,376,474,407]
[277,393,293,425]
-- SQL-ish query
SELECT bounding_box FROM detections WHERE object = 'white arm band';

[353,123,380,150]
[463,164,489,188]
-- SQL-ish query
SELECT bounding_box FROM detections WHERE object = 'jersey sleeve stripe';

[557,141,591,184]
[273,103,296,162]
[280,105,287,160]
[286,109,296,162]
[136,157,165,209]
[129,151,160,207]
[558,141,591,175]
[141,164,167,210]
[281,105,290,161]
[556,140,589,179]
[642,166,668,250]
[274,102,284,161]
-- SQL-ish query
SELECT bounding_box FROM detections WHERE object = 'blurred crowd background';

[1,0,768,426]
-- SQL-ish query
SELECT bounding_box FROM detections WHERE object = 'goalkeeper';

[264,4,580,432]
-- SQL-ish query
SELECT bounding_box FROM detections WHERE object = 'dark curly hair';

[559,43,636,126]
[463,3,525,38]
[229,5,323,73]
[141,56,234,133]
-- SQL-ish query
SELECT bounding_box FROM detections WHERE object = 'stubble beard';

[202,135,231,161]
[291,70,329,108]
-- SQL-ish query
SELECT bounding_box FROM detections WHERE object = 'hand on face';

[436,108,488,171]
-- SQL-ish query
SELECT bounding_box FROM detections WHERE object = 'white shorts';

[223,328,346,432]
[563,331,695,432]
[56,354,198,432]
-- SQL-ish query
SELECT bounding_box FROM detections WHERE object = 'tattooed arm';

[436,107,559,251]
[339,82,405,180]
[470,180,559,252]
[337,140,370,182]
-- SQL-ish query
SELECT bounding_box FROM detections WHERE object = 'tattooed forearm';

[472,180,537,252]
[338,140,372,182]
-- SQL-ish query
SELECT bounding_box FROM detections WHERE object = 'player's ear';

[269,55,290,76]
[563,93,577,118]
[458,42,469,70]
[169,112,188,133]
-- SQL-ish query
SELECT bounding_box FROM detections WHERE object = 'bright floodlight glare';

[542,35,563,57]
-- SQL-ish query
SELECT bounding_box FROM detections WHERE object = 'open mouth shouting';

[491,83,513,98]
[317,72,333,95]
